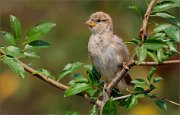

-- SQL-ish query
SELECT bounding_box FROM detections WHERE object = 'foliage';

[0,0,179,114]
[0,15,55,78]
[102,97,117,115]
[127,1,180,65]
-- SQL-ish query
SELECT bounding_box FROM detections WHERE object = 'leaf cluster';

[58,62,103,98]
[0,15,56,78]
[127,0,180,65]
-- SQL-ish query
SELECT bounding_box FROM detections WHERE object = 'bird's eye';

[97,19,101,22]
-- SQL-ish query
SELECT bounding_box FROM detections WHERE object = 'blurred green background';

[0,0,179,114]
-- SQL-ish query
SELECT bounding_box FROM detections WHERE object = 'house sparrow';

[86,11,132,93]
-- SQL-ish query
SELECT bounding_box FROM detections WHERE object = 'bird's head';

[86,11,113,35]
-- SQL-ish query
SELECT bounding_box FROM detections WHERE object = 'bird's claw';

[123,62,129,70]
[104,83,111,95]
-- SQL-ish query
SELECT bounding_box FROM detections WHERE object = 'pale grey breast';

[88,34,129,78]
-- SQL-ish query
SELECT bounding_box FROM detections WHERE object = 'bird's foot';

[123,62,129,70]
[104,83,111,95]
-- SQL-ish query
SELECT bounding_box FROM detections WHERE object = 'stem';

[139,0,157,41]
[19,60,69,90]
[0,47,95,104]
[113,94,131,101]
[113,94,180,106]
[154,96,180,106]
[133,60,180,66]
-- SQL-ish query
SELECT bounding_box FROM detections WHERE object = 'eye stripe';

[96,19,108,23]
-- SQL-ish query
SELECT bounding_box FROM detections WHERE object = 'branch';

[154,96,180,106]
[0,48,69,90]
[139,0,157,41]
[134,60,180,66]
[113,91,180,106]
[113,94,131,101]
[19,61,69,90]
[0,48,95,104]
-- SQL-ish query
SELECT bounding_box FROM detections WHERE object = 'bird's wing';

[112,35,129,61]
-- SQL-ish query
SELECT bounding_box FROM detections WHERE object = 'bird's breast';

[88,35,123,78]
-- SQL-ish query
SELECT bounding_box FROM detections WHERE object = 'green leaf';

[86,88,98,97]
[58,70,71,80]
[10,15,22,40]
[166,40,178,53]
[157,49,165,61]
[28,40,50,48]
[144,39,166,51]
[152,12,180,27]
[136,93,147,98]
[64,83,91,97]
[64,62,83,71]
[155,100,167,110]
[89,105,97,115]
[83,65,101,85]
[136,46,148,65]
[147,51,159,64]
[33,69,52,78]
[24,43,49,52]
[144,43,165,51]
[153,12,174,19]
[153,1,179,12]
[0,31,16,45]
[153,23,171,33]
[24,44,35,51]
[133,87,145,92]
[58,62,83,80]
[157,49,167,62]
[153,33,166,38]
[127,94,138,109]
[131,79,148,86]
[147,67,157,82]
[151,93,158,97]
[26,22,56,44]
[153,77,163,83]
[102,97,117,115]
[2,56,25,78]
[149,84,156,90]
[126,38,142,46]
[3,46,24,58]
[164,25,180,42]
[68,74,88,86]
[24,51,40,58]
[119,99,128,106]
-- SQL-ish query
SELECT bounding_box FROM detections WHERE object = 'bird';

[86,11,132,93]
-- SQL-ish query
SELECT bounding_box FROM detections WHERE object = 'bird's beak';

[85,20,96,27]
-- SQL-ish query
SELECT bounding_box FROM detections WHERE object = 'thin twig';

[113,94,180,106]
[113,90,180,106]
[0,48,95,104]
[154,96,180,106]
[113,94,131,101]
[19,61,69,91]
[139,0,157,41]
[0,48,69,91]
[133,60,180,66]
